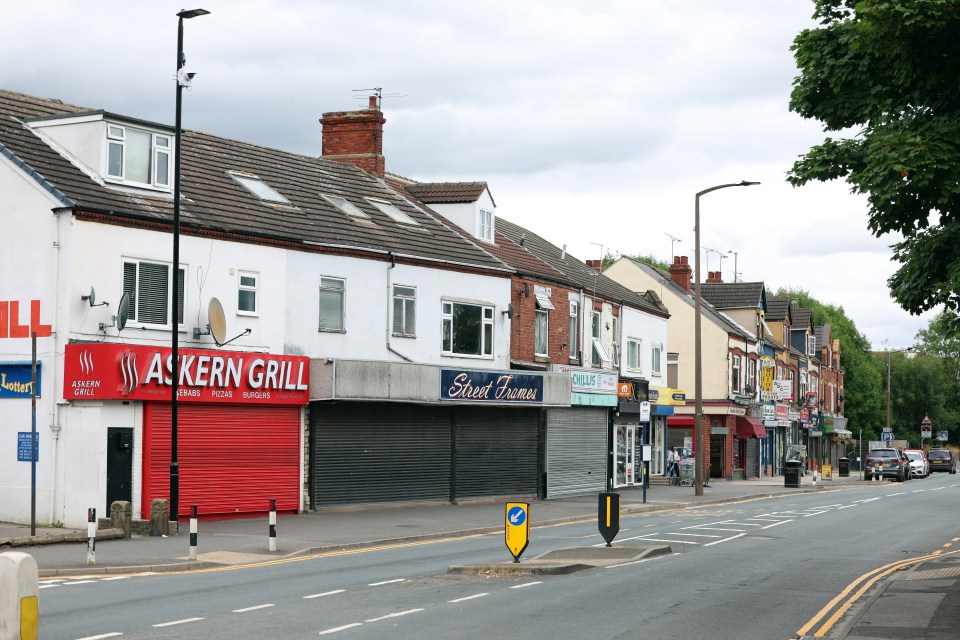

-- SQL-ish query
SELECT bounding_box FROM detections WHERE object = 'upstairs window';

[442,301,493,357]
[568,299,579,360]
[478,208,493,242]
[237,271,258,315]
[368,198,417,224]
[627,339,641,371]
[611,316,620,367]
[122,259,184,327]
[731,355,741,392]
[229,172,290,204]
[535,307,549,357]
[651,344,662,375]
[323,194,368,218]
[107,124,171,189]
[392,285,416,337]
[319,277,345,332]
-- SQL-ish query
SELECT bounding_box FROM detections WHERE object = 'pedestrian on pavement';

[667,447,679,484]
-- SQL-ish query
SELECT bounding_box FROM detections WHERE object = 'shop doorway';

[106,427,133,513]
[710,434,725,478]
[615,425,638,487]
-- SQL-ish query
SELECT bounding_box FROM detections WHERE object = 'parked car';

[864,448,909,482]
[927,448,957,474]
[903,449,929,478]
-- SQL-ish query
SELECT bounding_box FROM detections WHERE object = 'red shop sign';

[64,343,309,405]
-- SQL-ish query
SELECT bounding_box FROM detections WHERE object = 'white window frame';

[627,338,642,372]
[568,299,579,361]
[392,284,416,337]
[591,311,603,367]
[106,123,172,190]
[122,258,184,328]
[229,172,290,204]
[323,194,368,218]
[749,358,757,390]
[367,198,417,224]
[808,336,817,357]
[535,307,549,357]
[611,316,620,367]
[732,355,742,392]
[651,343,662,375]
[318,276,345,332]
[477,208,494,242]
[237,271,258,316]
[441,300,494,358]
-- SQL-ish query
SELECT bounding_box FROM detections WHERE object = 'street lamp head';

[739,180,760,186]
[178,8,210,19]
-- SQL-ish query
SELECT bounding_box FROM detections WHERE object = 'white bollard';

[268,499,277,552]
[87,508,97,566]
[0,551,39,640]
[189,505,198,561]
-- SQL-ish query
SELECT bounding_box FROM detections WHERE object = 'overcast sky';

[4,0,933,349]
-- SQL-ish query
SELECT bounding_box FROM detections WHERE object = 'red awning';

[736,416,767,439]
[667,416,695,428]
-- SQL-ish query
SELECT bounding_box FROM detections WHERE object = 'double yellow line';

[796,538,960,638]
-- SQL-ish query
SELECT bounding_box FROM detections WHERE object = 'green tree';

[608,252,670,272]
[773,288,885,439]
[912,311,960,445]
[788,1,960,333]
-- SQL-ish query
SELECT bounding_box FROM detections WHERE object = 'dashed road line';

[233,604,274,613]
[365,608,423,623]
[152,617,204,628]
[320,623,363,635]
[75,634,123,640]
[368,578,406,586]
[509,581,542,589]
[449,593,489,603]
[304,589,346,599]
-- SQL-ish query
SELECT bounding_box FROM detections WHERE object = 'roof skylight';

[229,172,290,204]
[367,198,418,225]
[323,194,369,219]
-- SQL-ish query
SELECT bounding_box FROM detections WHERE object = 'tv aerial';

[193,298,250,347]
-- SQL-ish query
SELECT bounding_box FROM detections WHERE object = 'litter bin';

[784,459,801,488]
[838,457,850,477]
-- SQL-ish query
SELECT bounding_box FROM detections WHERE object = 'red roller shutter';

[143,403,301,520]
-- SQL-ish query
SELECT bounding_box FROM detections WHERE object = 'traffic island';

[447,544,671,576]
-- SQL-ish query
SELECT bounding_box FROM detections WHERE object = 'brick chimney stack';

[669,256,692,291]
[320,95,386,177]
[706,271,723,284]
[586,260,603,272]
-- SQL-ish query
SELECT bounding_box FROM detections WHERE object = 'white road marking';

[509,581,542,589]
[304,589,346,599]
[931,487,945,491]
[99,576,129,581]
[75,634,124,640]
[760,520,792,530]
[633,538,702,545]
[368,578,406,586]
[62,580,96,585]
[887,492,906,496]
[604,554,673,569]
[39,584,61,589]
[448,593,489,603]
[365,608,423,622]
[704,533,747,546]
[320,623,363,635]
[681,526,747,532]
[664,532,723,538]
[911,489,928,493]
[152,617,204,628]
[233,604,274,613]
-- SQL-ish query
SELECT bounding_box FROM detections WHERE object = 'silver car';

[903,449,929,478]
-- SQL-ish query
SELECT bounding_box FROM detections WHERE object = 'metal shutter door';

[143,403,301,519]
[746,438,759,478]
[454,407,539,499]
[546,407,607,498]
[312,402,451,507]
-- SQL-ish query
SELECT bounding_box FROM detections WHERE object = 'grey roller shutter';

[546,407,608,498]
[453,407,539,499]
[311,402,451,507]
[746,438,759,478]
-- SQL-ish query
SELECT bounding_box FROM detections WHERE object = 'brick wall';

[319,97,386,177]
[510,278,579,365]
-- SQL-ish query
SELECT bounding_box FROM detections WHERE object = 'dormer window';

[229,172,290,204]
[478,208,493,242]
[107,124,171,188]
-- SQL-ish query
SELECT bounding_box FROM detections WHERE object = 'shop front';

[546,366,616,498]
[308,360,569,507]
[648,387,684,477]
[63,343,310,520]
[613,378,649,488]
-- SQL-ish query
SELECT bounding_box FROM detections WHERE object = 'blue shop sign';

[440,368,543,404]
[18,432,38,462]
[0,362,41,399]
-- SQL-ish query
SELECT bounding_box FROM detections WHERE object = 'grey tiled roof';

[765,296,791,322]
[0,88,511,273]
[496,219,669,317]
[699,282,766,311]
[792,306,813,330]
[405,182,493,206]
[625,258,753,340]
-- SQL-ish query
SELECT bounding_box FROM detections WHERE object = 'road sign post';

[504,502,529,563]
[598,492,620,547]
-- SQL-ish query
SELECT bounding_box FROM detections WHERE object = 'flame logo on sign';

[119,350,139,395]
[78,349,94,375]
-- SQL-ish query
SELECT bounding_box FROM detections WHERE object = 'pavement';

[2,472,956,638]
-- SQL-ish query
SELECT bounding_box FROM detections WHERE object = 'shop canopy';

[736,416,767,439]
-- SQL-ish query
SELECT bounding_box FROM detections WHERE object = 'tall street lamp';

[694,181,759,496]
[171,7,209,525]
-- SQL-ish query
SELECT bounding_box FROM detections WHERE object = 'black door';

[710,434,724,478]
[106,428,133,512]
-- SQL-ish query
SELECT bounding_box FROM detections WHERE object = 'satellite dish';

[208,297,227,345]
[116,292,130,331]
[82,286,96,307]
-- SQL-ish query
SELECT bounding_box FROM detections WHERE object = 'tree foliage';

[788,1,960,333]
[606,251,670,272]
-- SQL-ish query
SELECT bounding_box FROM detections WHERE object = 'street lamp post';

[694,181,759,496]
[171,7,209,525]
[727,250,739,283]
[885,346,913,443]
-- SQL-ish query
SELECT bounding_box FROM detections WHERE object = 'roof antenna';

[665,233,683,259]
[352,87,406,111]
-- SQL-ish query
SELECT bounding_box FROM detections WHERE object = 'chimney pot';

[368,95,378,109]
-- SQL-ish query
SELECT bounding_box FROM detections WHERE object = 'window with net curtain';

[393,285,416,336]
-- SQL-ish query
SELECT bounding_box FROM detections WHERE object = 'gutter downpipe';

[50,207,70,523]
[386,252,412,363]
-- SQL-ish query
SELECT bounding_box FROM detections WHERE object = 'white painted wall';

[421,189,496,242]
[619,305,669,387]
